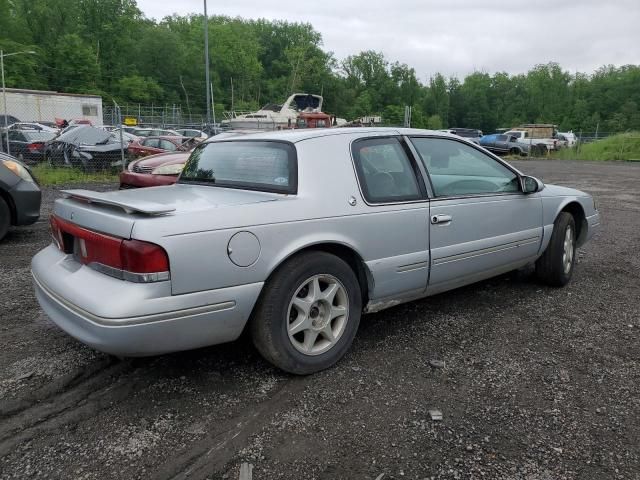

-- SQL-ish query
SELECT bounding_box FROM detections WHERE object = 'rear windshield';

[179,141,297,194]
[23,131,55,141]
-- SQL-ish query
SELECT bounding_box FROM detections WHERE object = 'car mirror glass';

[521,175,543,194]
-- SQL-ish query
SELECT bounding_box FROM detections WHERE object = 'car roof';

[205,127,457,144]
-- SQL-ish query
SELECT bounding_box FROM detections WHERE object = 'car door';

[409,136,543,295]
[350,136,431,302]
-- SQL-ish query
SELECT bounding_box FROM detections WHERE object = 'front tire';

[250,251,362,374]
[536,212,576,287]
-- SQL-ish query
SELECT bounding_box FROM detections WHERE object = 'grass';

[552,132,640,161]
[31,165,119,186]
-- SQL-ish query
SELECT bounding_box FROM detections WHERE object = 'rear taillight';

[49,214,169,283]
[27,142,45,153]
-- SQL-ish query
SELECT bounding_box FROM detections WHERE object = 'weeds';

[31,165,119,186]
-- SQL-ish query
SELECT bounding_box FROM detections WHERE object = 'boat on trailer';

[223,93,323,130]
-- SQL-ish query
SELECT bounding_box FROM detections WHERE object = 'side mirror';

[521,175,544,194]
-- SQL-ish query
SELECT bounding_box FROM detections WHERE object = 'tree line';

[1,0,639,132]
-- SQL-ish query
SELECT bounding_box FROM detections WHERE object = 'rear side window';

[352,137,422,203]
[180,141,297,194]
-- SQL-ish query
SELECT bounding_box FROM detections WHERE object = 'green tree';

[52,34,100,92]
[115,75,163,103]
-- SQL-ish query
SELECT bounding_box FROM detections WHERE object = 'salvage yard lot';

[0,160,638,479]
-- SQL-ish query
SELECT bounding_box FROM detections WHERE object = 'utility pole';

[204,0,211,125]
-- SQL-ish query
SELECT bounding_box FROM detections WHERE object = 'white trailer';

[0,88,103,125]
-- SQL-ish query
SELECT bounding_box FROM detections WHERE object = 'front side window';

[159,140,177,151]
[352,137,422,203]
[180,141,297,194]
[410,137,519,197]
[142,138,160,148]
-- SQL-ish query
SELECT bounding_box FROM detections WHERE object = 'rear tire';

[250,251,362,375]
[0,196,10,241]
[536,212,576,287]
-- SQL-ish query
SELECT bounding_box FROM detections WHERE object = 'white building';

[1,88,103,125]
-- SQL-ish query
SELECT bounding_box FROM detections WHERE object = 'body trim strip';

[433,237,540,266]
[32,272,235,327]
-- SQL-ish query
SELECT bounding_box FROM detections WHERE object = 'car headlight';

[128,160,138,172]
[2,160,35,183]
[152,163,184,175]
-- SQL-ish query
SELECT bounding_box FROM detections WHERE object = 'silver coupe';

[32,128,600,374]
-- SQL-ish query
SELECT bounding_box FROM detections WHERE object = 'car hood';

[540,183,589,198]
[134,152,190,168]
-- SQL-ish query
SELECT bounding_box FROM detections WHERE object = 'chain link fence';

[2,88,639,184]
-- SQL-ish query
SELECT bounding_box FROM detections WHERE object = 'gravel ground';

[0,160,638,480]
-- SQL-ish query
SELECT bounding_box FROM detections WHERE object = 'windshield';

[180,141,297,193]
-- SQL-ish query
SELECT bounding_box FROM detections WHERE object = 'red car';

[120,151,190,189]
[127,136,197,159]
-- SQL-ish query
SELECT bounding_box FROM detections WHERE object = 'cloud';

[136,0,640,79]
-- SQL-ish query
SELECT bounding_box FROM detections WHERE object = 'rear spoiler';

[61,189,175,215]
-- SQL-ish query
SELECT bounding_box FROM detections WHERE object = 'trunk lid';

[54,184,283,239]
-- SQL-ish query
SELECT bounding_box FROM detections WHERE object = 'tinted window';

[411,137,519,197]
[8,131,24,141]
[142,138,160,148]
[352,137,422,203]
[23,131,55,141]
[180,141,296,194]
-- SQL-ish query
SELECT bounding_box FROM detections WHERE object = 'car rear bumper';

[119,171,178,189]
[10,178,41,225]
[32,245,263,356]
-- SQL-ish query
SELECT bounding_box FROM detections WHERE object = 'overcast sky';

[137,0,640,80]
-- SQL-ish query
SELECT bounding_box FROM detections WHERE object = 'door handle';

[431,214,452,225]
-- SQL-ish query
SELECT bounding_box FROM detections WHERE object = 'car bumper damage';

[32,244,263,356]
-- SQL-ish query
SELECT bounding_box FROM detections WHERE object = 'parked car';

[2,129,56,164]
[447,127,483,144]
[8,122,58,133]
[132,128,180,137]
[479,134,531,155]
[120,152,190,189]
[32,128,600,374]
[0,114,21,129]
[0,152,41,241]
[127,136,198,159]
[45,125,127,170]
[556,131,577,147]
[175,128,208,142]
[108,128,140,144]
[505,130,556,152]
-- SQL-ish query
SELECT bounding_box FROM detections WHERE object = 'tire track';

[0,359,137,458]
[0,355,121,418]
[154,376,309,480]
